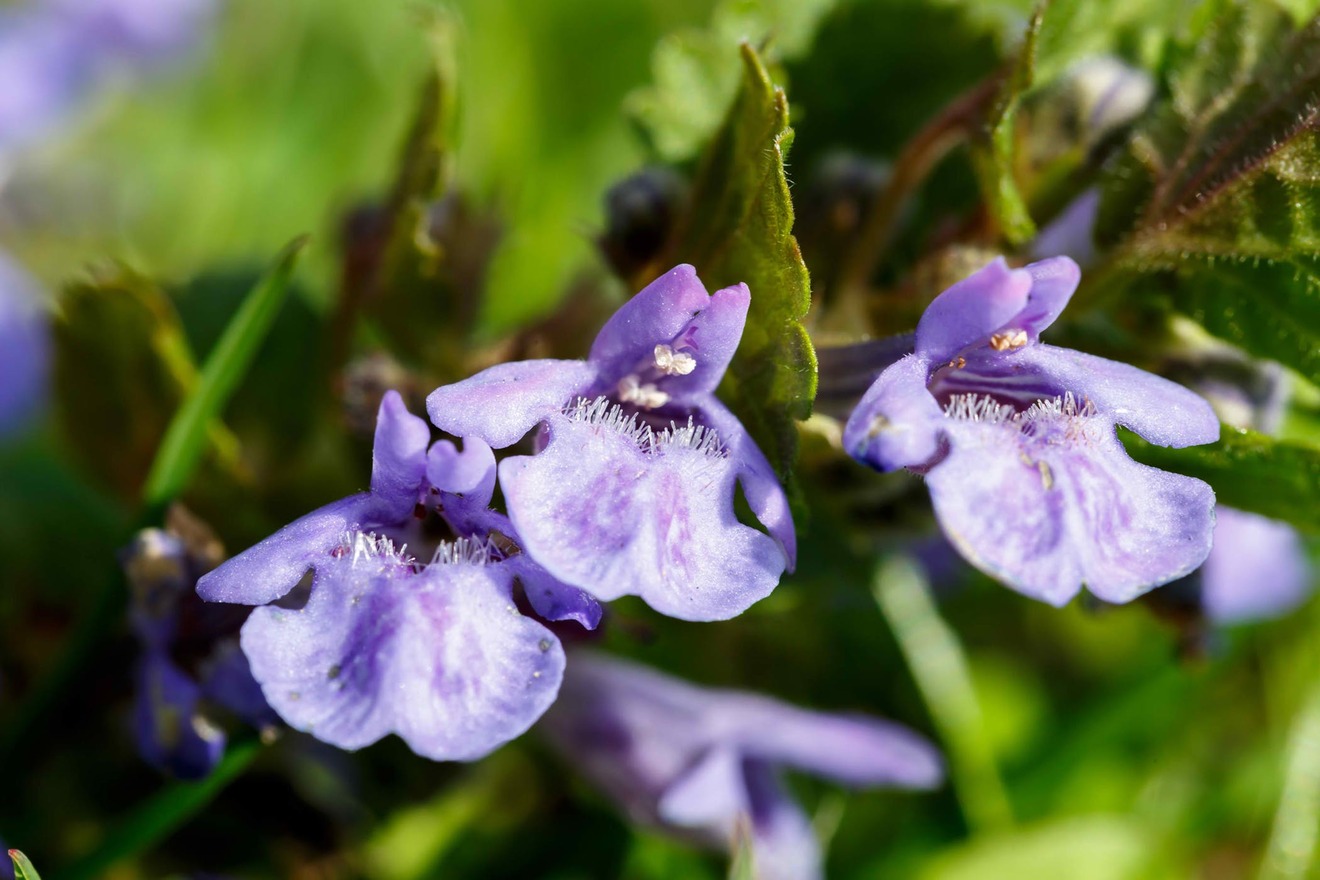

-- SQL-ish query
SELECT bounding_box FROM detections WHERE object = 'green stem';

[872,555,1015,835]
[54,737,262,880]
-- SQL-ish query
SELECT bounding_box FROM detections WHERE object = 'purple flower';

[124,523,275,778]
[427,265,794,622]
[198,392,596,761]
[540,654,942,880]
[0,252,48,437]
[844,257,1219,606]
[1199,507,1312,624]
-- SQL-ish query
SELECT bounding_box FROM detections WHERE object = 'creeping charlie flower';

[427,264,794,622]
[0,253,48,438]
[541,654,943,880]
[198,392,598,762]
[844,257,1218,606]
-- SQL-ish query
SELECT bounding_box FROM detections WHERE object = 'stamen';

[989,329,1029,351]
[654,343,697,376]
[616,375,671,409]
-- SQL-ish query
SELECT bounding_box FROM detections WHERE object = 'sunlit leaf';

[662,44,817,483]
[1096,1,1320,384]
[9,850,41,880]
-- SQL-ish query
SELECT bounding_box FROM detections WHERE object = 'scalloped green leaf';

[1122,427,1320,531]
[1097,2,1320,384]
[661,44,817,484]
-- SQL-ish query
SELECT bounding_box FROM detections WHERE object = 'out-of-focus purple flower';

[427,265,794,622]
[0,0,213,158]
[1199,507,1312,624]
[541,654,942,880]
[0,842,13,880]
[1030,188,1100,268]
[199,392,594,761]
[124,517,277,779]
[844,257,1218,606]
[0,252,48,437]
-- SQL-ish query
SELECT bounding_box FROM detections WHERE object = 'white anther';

[654,343,697,376]
[617,375,671,409]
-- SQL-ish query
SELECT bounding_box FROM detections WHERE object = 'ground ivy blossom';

[541,653,943,880]
[844,256,1218,606]
[427,264,794,622]
[197,391,598,761]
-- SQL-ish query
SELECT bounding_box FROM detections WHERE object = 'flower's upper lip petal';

[196,494,372,605]
[716,697,944,790]
[240,559,565,762]
[1011,345,1220,447]
[426,358,598,449]
[843,354,945,472]
[426,436,497,502]
[369,390,432,521]
[588,264,710,379]
[1202,507,1312,624]
[657,281,750,399]
[916,258,1033,363]
[928,416,1216,605]
[499,411,784,621]
[696,398,796,569]
[1015,256,1082,339]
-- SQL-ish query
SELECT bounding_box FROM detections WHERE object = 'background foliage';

[1,0,1319,877]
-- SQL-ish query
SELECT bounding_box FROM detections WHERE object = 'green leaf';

[141,236,307,513]
[971,3,1042,246]
[627,0,837,162]
[56,737,261,880]
[53,266,210,500]
[1096,2,1320,384]
[1121,427,1320,531]
[10,850,42,880]
[662,44,817,483]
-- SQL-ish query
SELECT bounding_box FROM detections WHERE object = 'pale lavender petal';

[697,398,796,568]
[1030,191,1100,268]
[196,495,371,605]
[53,0,214,63]
[240,557,564,761]
[588,264,712,380]
[0,253,49,437]
[500,411,785,621]
[745,762,824,880]
[1015,256,1081,338]
[0,19,93,154]
[426,359,598,449]
[657,746,748,827]
[134,650,225,779]
[369,390,432,521]
[506,555,603,629]
[915,258,1032,363]
[717,698,943,789]
[425,436,497,499]
[1013,345,1220,447]
[928,416,1215,605]
[1202,507,1312,624]
[842,355,945,471]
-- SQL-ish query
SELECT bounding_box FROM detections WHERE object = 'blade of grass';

[1258,677,1320,880]
[141,234,308,515]
[53,736,262,880]
[872,555,1015,835]
[10,850,44,880]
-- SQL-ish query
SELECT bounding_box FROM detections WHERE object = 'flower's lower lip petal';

[134,650,226,779]
[697,398,797,569]
[843,354,944,472]
[507,555,604,629]
[426,358,598,449]
[240,560,564,762]
[501,413,784,622]
[1011,345,1220,448]
[196,494,371,606]
[928,418,1215,606]
[742,762,825,880]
